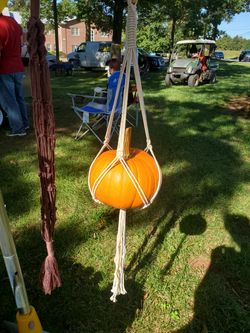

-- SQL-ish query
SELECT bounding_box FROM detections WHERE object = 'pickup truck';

[67,41,112,69]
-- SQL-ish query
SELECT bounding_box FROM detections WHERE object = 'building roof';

[176,39,216,45]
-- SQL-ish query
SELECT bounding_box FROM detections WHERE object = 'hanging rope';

[88,0,162,302]
[27,0,61,295]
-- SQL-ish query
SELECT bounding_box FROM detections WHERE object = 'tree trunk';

[53,0,59,62]
[86,19,91,41]
[169,17,176,62]
[211,23,219,40]
[111,0,125,60]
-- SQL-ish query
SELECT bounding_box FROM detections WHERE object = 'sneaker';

[6,131,27,137]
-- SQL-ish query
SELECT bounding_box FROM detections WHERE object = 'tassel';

[110,209,127,302]
[40,241,61,295]
[40,255,61,295]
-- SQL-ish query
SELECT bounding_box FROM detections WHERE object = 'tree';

[137,0,202,54]
[9,0,76,30]
[217,35,250,50]
[76,0,126,58]
[200,0,250,39]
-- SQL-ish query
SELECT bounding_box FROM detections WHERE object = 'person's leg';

[0,74,25,133]
[14,72,29,128]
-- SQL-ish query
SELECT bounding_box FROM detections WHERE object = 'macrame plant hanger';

[27,0,61,295]
[88,0,162,302]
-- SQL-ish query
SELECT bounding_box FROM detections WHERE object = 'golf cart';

[165,39,217,87]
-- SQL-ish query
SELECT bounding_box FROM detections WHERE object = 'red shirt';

[0,15,24,74]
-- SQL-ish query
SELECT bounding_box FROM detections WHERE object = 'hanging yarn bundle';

[27,0,61,295]
[88,0,162,302]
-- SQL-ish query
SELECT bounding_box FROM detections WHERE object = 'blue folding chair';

[68,71,125,142]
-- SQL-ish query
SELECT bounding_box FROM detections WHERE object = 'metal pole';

[0,190,30,315]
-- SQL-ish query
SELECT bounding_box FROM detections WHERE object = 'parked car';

[215,51,224,59]
[21,44,57,67]
[137,49,166,71]
[165,39,218,87]
[46,53,57,67]
[239,50,250,62]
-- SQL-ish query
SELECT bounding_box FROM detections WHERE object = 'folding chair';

[68,71,125,142]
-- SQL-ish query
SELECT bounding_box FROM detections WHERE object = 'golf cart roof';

[176,39,216,45]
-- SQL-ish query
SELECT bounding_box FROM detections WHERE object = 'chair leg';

[75,116,106,142]
[75,128,90,140]
[75,123,89,140]
[86,124,104,144]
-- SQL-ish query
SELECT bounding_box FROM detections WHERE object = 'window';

[90,30,94,41]
[100,31,109,37]
[77,43,86,52]
[72,45,78,52]
[46,44,51,52]
[71,28,80,36]
[98,43,111,53]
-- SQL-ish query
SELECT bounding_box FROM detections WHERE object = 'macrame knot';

[126,0,137,49]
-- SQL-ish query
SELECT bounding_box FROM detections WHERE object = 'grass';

[222,50,240,59]
[0,61,250,333]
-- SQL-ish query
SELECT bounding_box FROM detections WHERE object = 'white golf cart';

[165,39,218,87]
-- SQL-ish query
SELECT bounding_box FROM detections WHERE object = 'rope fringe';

[110,209,127,302]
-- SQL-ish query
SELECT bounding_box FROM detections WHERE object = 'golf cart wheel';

[165,74,173,87]
[188,74,199,87]
[210,72,217,84]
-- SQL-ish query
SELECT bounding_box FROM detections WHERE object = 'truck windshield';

[77,43,86,52]
[98,43,112,52]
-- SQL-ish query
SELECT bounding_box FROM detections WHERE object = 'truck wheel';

[210,72,216,84]
[188,74,199,87]
[165,74,173,87]
[69,59,80,68]
[0,110,3,126]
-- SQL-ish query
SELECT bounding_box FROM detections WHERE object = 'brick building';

[45,18,112,55]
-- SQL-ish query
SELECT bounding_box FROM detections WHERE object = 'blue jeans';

[0,72,29,133]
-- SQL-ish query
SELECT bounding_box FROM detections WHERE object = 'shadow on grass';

[36,263,143,333]
[0,223,144,333]
[177,214,250,332]
[122,89,250,314]
[161,214,207,276]
[1,64,250,332]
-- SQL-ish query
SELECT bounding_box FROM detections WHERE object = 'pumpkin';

[89,148,159,209]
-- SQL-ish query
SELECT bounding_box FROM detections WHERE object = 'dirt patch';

[189,256,211,274]
[226,96,250,119]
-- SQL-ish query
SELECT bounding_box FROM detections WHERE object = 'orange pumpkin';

[89,148,159,209]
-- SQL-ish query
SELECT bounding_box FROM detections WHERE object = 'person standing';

[0,9,29,136]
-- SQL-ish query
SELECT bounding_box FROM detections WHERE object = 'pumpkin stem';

[124,127,132,159]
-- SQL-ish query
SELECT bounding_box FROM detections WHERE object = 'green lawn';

[1,61,250,333]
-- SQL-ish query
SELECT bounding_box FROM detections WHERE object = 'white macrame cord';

[88,0,162,302]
